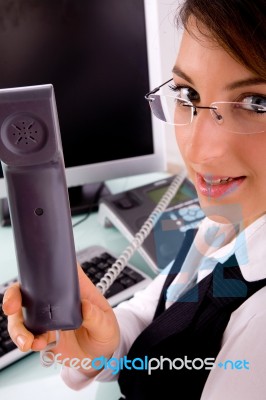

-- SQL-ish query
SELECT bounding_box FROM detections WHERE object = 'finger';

[8,308,56,353]
[7,309,35,352]
[2,283,22,316]
[77,264,110,310]
[81,298,118,342]
[31,331,57,352]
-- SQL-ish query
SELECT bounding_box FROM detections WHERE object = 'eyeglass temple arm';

[144,78,173,100]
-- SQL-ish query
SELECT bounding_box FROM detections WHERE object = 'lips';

[196,173,246,198]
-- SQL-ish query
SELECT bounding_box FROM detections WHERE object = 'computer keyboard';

[0,245,152,370]
[76,245,152,306]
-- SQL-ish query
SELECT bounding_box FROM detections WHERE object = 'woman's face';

[174,25,266,227]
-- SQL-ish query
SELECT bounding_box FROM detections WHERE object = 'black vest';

[118,230,266,399]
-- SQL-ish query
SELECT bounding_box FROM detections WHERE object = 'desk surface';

[0,172,169,399]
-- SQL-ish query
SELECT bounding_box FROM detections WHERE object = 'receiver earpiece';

[1,113,47,155]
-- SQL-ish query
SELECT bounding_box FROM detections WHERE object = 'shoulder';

[219,285,266,376]
[223,285,266,342]
[201,287,266,400]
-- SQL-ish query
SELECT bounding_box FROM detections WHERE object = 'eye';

[169,84,200,103]
[240,95,266,111]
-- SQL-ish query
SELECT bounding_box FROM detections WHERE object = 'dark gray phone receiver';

[0,84,82,335]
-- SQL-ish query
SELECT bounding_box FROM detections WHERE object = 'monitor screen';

[0,0,167,213]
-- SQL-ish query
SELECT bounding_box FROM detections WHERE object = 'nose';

[180,108,230,165]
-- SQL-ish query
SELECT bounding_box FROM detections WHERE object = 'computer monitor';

[0,0,169,216]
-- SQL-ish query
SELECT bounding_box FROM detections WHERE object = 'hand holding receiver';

[2,264,120,376]
[0,84,82,334]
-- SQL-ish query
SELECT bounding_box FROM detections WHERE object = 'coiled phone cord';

[96,170,187,295]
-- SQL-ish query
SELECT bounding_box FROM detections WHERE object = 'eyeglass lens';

[148,95,265,134]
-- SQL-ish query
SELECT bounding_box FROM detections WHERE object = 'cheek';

[174,129,187,157]
[174,129,191,169]
[238,135,266,174]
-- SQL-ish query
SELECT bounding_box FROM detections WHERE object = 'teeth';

[203,177,234,185]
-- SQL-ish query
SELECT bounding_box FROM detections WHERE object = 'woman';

[2,0,266,398]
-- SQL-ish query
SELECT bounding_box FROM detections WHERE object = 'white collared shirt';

[62,215,266,399]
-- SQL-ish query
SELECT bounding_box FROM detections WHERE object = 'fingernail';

[16,335,27,350]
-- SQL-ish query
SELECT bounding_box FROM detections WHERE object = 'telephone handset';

[0,84,82,335]
[96,171,205,295]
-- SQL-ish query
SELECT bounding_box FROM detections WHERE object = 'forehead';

[174,27,256,87]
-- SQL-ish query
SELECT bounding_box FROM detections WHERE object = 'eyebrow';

[172,66,195,85]
[172,66,266,90]
[225,77,266,91]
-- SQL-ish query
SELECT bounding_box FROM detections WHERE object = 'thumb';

[80,298,120,347]
[81,299,112,334]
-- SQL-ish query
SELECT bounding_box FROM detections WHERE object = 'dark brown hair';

[176,0,266,79]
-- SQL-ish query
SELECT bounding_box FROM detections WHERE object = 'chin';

[201,201,265,229]
[197,197,245,226]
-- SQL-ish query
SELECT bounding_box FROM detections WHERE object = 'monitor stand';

[0,182,111,227]
[0,197,10,227]
[68,182,111,216]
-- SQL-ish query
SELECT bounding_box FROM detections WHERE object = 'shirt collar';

[166,214,266,307]
[198,214,266,282]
